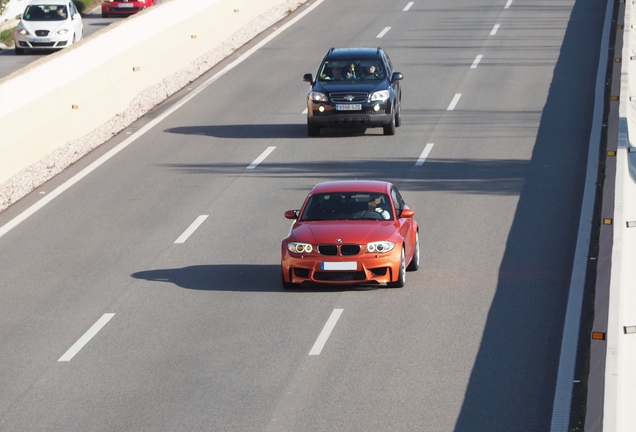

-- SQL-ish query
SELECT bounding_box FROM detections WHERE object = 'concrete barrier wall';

[0,0,291,185]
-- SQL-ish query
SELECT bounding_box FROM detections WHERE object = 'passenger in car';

[362,65,381,79]
[332,67,344,80]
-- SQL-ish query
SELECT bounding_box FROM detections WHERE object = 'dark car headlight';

[365,241,395,253]
[370,90,390,102]
[288,242,314,254]
[309,91,327,102]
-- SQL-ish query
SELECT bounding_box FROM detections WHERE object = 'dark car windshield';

[318,59,385,82]
[300,192,393,221]
[24,5,68,21]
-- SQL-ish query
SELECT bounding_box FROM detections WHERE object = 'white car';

[14,0,83,55]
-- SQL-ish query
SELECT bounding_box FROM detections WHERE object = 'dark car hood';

[291,221,398,244]
[313,80,385,94]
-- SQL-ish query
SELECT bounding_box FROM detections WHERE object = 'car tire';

[15,46,24,55]
[281,267,299,289]
[388,247,406,288]
[383,110,396,136]
[407,231,420,271]
[307,122,320,137]
[395,99,402,128]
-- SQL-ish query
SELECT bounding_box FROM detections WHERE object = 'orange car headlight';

[288,242,314,254]
[365,241,395,253]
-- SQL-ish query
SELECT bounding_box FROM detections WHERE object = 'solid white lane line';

[174,215,209,244]
[504,0,512,9]
[447,93,462,111]
[309,309,343,355]
[247,146,276,170]
[490,24,500,35]
[376,27,391,38]
[415,143,434,166]
[403,2,414,11]
[0,0,325,241]
[471,55,483,69]
[58,314,115,362]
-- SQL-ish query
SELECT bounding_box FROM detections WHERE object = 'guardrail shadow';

[452,0,606,430]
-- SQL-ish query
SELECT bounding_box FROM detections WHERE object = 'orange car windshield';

[300,192,393,221]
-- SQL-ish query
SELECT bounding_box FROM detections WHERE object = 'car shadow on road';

[164,124,376,139]
[131,264,381,292]
[164,124,308,139]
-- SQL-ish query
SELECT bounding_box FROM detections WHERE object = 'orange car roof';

[310,180,391,194]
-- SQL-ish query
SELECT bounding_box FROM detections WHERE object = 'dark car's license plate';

[336,104,361,111]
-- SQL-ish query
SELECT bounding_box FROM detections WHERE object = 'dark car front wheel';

[383,110,396,135]
[395,100,402,127]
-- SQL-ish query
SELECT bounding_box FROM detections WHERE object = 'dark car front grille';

[329,92,368,103]
[31,42,56,47]
[293,268,310,279]
[318,244,361,256]
[35,30,49,36]
[314,271,366,282]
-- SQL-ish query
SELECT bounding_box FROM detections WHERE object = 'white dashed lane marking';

[447,94,462,111]
[471,55,483,69]
[403,2,414,11]
[174,215,209,244]
[490,24,500,35]
[416,143,434,166]
[309,309,343,355]
[247,146,276,170]
[376,27,391,38]
[58,314,115,362]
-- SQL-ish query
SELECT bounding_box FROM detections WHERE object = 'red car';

[281,181,419,289]
[101,0,156,18]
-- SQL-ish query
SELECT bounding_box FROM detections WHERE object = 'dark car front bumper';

[306,101,394,128]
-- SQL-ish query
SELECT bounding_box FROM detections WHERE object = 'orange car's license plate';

[322,262,357,271]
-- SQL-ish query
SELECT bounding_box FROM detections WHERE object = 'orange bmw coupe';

[281,181,419,289]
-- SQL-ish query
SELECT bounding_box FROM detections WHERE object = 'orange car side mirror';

[285,210,299,219]
[400,209,414,218]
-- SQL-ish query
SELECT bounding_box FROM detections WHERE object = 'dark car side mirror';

[303,73,313,84]
[285,210,300,219]
[391,72,403,83]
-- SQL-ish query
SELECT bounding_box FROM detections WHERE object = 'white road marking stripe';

[58,313,115,362]
[490,24,500,35]
[403,2,414,11]
[309,309,343,355]
[416,143,434,166]
[247,146,276,170]
[174,215,209,244]
[0,0,325,241]
[471,55,483,69]
[302,108,308,114]
[504,0,512,9]
[447,93,462,111]
[376,27,391,38]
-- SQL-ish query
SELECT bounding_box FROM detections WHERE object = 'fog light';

[319,106,325,113]
[373,104,380,112]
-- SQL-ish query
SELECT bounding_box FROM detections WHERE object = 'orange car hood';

[291,220,398,244]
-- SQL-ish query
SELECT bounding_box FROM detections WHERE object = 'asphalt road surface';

[0,0,607,430]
